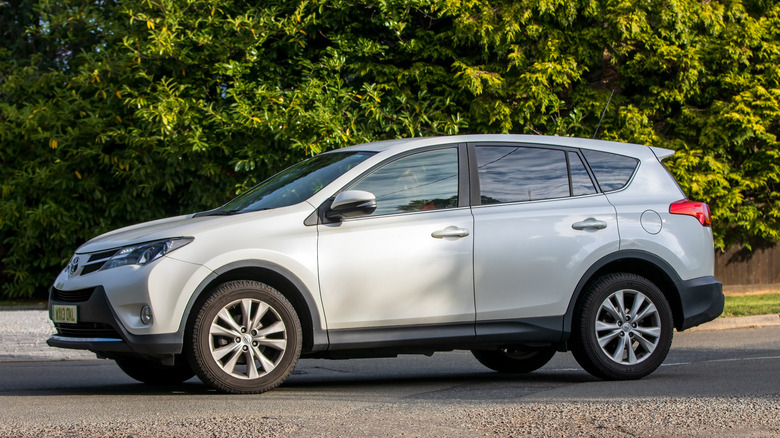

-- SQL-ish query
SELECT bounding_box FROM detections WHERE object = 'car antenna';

[592,89,615,139]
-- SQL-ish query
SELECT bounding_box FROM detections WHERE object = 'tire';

[186,280,302,394]
[115,354,195,385]
[570,273,673,380]
[472,347,557,373]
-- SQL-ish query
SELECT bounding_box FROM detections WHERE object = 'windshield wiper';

[193,209,241,217]
[194,207,271,218]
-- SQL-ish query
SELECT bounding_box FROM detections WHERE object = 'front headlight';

[100,237,193,271]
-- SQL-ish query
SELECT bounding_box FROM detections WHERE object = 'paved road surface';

[0,311,778,437]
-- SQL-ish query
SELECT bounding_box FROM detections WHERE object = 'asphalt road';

[1,326,779,437]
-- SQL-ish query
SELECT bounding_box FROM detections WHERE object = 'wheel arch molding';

[562,250,686,340]
[179,260,328,353]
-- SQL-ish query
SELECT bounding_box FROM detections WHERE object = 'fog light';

[140,305,153,325]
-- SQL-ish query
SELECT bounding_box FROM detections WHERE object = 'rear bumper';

[676,276,724,331]
[47,286,183,357]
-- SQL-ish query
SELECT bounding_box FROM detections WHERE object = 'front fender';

[177,260,329,352]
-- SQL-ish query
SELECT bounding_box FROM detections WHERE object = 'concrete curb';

[685,314,780,332]
[0,305,47,311]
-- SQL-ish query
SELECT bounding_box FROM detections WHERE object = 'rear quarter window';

[582,150,639,192]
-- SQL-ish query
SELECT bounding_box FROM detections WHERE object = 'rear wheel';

[187,280,302,394]
[472,347,557,373]
[571,273,673,380]
[115,355,194,385]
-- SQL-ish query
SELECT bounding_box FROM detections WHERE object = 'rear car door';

[470,143,620,336]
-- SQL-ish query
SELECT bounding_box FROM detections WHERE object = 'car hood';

[74,209,289,254]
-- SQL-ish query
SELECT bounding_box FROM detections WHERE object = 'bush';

[2,0,779,298]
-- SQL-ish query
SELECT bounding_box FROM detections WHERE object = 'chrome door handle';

[431,226,470,239]
[572,218,608,230]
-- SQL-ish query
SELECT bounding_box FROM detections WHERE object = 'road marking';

[662,355,780,367]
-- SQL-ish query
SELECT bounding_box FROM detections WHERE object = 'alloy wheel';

[208,298,288,380]
[594,288,661,365]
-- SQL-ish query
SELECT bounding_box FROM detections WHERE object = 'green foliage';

[1,0,779,298]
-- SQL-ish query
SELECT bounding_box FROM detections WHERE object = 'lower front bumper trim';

[47,332,183,355]
[47,335,130,352]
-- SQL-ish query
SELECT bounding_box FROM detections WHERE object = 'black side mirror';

[325,190,377,220]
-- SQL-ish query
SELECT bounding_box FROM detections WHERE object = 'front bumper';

[676,276,724,331]
[47,285,183,356]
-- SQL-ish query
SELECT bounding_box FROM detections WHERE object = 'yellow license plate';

[52,305,78,324]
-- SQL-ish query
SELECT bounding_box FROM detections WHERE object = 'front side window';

[476,146,570,204]
[349,148,459,216]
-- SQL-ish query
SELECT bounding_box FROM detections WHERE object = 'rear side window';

[569,152,597,196]
[476,146,597,204]
[582,150,639,192]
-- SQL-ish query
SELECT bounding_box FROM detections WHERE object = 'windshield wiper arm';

[193,209,240,217]
[194,207,273,217]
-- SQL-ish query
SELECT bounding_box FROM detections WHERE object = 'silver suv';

[47,135,723,393]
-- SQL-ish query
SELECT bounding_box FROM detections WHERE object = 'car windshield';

[206,151,374,215]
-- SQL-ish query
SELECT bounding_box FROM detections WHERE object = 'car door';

[469,143,620,336]
[317,146,475,342]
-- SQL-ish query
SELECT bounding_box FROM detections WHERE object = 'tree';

[1,0,779,299]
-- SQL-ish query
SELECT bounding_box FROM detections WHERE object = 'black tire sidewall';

[572,273,673,380]
[187,280,302,394]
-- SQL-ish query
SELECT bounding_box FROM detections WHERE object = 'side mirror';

[325,190,377,220]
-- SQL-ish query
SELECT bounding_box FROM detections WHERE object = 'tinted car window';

[582,149,639,192]
[569,152,597,196]
[476,146,570,204]
[349,148,459,216]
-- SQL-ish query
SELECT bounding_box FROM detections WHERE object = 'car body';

[47,134,724,393]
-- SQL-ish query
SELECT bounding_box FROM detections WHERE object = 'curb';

[684,314,780,332]
[0,305,47,311]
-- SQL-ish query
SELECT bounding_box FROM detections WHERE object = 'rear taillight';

[669,199,711,227]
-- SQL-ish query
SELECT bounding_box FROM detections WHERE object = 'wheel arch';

[563,250,685,341]
[179,260,328,353]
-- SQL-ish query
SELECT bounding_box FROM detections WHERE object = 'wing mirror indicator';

[325,190,377,220]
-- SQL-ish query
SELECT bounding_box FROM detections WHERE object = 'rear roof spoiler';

[650,146,675,160]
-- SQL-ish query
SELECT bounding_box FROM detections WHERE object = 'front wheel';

[472,347,557,373]
[186,280,302,394]
[571,273,673,380]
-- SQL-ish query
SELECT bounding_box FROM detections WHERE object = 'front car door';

[317,145,475,346]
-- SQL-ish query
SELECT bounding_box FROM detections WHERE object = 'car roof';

[333,134,673,159]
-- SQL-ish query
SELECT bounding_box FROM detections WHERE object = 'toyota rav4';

[48,134,724,393]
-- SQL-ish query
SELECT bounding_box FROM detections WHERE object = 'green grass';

[723,293,780,317]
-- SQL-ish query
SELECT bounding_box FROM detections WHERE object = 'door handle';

[572,218,608,230]
[431,226,470,239]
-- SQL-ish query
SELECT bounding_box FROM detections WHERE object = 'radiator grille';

[51,287,95,303]
[80,249,119,275]
[55,322,121,339]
